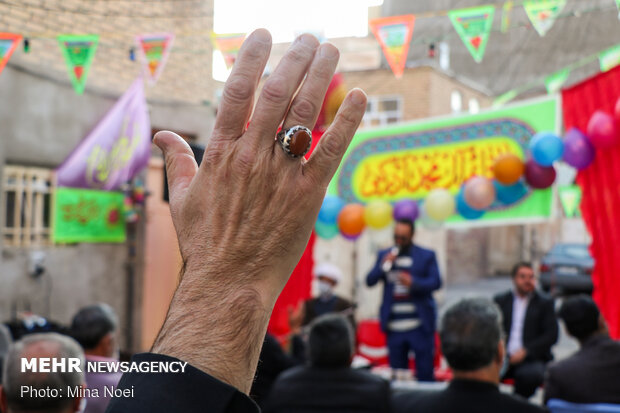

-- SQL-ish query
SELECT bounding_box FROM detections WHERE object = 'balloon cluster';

[316,97,620,240]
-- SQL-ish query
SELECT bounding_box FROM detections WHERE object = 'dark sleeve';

[290,334,307,365]
[525,297,559,360]
[410,251,442,294]
[367,251,386,287]
[543,362,563,404]
[105,353,258,413]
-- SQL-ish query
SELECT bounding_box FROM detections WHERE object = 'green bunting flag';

[544,68,570,94]
[0,33,22,76]
[448,5,495,63]
[558,185,582,218]
[599,44,620,72]
[523,0,566,37]
[57,35,99,94]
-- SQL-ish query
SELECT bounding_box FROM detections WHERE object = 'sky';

[212,0,383,80]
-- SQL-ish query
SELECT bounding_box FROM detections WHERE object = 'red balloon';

[525,160,556,189]
[587,111,618,149]
[615,97,620,125]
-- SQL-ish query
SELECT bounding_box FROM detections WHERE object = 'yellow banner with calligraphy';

[328,96,558,222]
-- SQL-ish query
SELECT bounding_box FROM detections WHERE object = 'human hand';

[509,348,527,365]
[151,29,366,393]
[288,302,305,335]
[398,271,413,288]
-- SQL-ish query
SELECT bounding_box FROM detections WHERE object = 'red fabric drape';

[561,66,620,339]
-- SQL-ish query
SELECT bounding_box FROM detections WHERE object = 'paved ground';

[437,276,580,405]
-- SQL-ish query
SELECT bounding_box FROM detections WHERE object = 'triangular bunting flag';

[493,89,518,107]
[558,185,582,218]
[136,33,174,84]
[544,68,570,94]
[616,0,620,15]
[448,5,495,63]
[0,33,22,76]
[57,35,98,95]
[523,0,566,37]
[212,33,246,70]
[599,44,620,72]
[501,1,514,33]
[369,15,415,78]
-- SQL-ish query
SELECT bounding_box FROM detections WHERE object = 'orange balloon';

[337,204,366,236]
[492,154,525,185]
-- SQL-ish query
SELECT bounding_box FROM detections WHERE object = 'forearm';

[152,265,275,394]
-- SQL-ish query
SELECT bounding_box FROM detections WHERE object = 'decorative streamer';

[523,0,567,37]
[136,33,174,84]
[448,5,495,63]
[501,1,514,33]
[493,89,518,107]
[0,33,22,76]
[211,33,246,70]
[544,68,570,94]
[369,15,416,78]
[57,34,99,94]
[599,44,620,72]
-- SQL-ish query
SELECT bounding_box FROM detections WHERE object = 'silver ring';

[277,125,312,158]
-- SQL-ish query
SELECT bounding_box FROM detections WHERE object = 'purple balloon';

[342,232,361,241]
[393,200,420,221]
[525,159,556,189]
[562,128,595,170]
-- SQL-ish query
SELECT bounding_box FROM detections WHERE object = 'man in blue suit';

[366,218,442,381]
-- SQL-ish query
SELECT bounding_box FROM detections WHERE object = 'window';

[2,166,54,247]
[469,98,480,114]
[361,95,403,128]
[451,90,463,113]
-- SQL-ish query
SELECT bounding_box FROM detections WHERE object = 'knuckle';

[290,97,317,122]
[223,76,254,104]
[321,135,346,160]
[261,78,289,104]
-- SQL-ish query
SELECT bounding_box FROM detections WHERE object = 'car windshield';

[558,245,591,259]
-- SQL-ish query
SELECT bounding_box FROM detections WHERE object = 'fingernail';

[252,28,272,45]
[319,43,339,59]
[298,33,319,48]
[350,88,367,105]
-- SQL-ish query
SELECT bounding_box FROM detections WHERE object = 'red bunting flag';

[212,33,246,70]
[136,33,174,84]
[0,33,22,76]
[369,15,416,78]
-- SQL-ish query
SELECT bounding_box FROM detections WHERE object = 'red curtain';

[561,66,620,339]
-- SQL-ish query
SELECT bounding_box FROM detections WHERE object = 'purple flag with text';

[56,78,151,190]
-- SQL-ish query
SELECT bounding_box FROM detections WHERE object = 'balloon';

[419,205,443,231]
[318,196,345,224]
[342,232,361,241]
[337,204,365,236]
[364,200,393,229]
[615,97,620,124]
[315,220,339,240]
[562,128,595,170]
[587,111,618,149]
[492,153,524,185]
[456,191,485,220]
[529,132,564,166]
[463,177,496,210]
[424,189,455,221]
[525,159,556,189]
[494,180,528,205]
[393,199,419,221]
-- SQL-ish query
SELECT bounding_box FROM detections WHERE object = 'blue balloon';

[315,220,339,240]
[494,180,528,205]
[456,191,485,220]
[318,196,345,225]
[530,132,564,166]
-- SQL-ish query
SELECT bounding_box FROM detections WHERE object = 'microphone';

[381,246,400,273]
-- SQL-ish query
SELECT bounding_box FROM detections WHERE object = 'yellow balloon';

[364,200,393,229]
[424,189,455,221]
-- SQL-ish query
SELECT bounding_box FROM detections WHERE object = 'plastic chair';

[548,399,620,413]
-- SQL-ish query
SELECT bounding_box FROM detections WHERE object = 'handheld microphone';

[381,246,400,273]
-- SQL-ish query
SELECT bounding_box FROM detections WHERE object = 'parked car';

[539,243,594,296]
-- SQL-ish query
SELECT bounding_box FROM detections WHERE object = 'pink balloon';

[587,111,618,149]
[525,160,556,189]
[463,177,496,210]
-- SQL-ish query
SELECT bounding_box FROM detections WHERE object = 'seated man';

[263,314,390,413]
[0,333,86,413]
[393,298,547,413]
[544,295,620,404]
[70,304,122,413]
[494,262,558,398]
[303,262,354,326]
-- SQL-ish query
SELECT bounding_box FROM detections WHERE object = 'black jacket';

[392,379,548,413]
[544,334,620,404]
[494,290,558,362]
[263,365,391,413]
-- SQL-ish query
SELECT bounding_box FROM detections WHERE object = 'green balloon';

[315,220,339,240]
